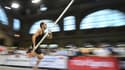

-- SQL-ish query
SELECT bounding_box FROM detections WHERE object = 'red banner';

[68,56,120,70]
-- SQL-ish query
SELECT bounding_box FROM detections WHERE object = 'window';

[13,19,20,30]
[29,19,60,34]
[64,16,76,31]
[80,9,125,29]
[0,6,8,25]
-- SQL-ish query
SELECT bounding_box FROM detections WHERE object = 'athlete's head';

[40,22,47,29]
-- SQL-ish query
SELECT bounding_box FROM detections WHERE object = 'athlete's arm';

[47,29,53,39]
[32,29,41,47]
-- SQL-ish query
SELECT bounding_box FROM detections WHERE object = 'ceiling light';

[32,0,41,3]
[11,2,20,9]
[5,6,11,10]
[40,4,47,11]
[40,6,47,11]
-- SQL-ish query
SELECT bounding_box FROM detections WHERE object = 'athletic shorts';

[26,47,42,54]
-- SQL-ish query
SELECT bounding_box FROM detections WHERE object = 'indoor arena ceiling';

[0,0,88,18]
[1,0,124,18]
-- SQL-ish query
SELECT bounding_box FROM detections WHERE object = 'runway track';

[0,66,48,70]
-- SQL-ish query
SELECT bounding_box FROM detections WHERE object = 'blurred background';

[0,0,125,70]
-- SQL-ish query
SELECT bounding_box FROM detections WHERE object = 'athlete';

[27,22,52,70]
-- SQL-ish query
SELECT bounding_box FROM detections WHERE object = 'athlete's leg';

[33,53,44,70]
